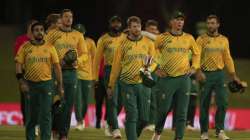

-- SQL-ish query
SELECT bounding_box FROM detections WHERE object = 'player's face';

[62,12,73,27]
[207,18,220,33]
[129,22,141,37]
[170,17,184,30]
[32,25,44,41]
[110,20,122,32]
[56,18,62,28]
[146,25,159,35]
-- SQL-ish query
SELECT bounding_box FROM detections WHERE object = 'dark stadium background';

[0,0,249,107]
[1,0,250,57]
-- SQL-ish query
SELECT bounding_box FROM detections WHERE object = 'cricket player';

[73,24,96,131]
[45,13,62,32]
[14,19,37,125]
[151,11,201,140]
[107,16,156,140]
[15,22,63,140]
[94,15,125,138]
[143,19,160,131]
[197,15,242,140]
[46,9,88,140]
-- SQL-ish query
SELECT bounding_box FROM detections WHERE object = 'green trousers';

[149,73,158,125]
[104,65,123,130]
[120,81,151,140]
[200,70,228,134]
[58,70,77,137]
[155,75,190,140]
[25,80,53,140]
[74,79,94,122]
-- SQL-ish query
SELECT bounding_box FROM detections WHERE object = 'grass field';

[0,126,250,140]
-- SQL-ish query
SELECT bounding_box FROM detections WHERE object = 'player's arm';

[141,31,157,41]
[148,41,158,72]
[93,38,105,81]
[15,47,29,93]
[223,38,239,82]
[89,39,96,60]
[108,45,122,91]
[89,39,96,68]
[77,35,89,63]
[153,35,167,77]
[51,47,64,97]
[195,36,206,81]
[190,36,201,70]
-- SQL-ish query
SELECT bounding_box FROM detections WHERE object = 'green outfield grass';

[0,126,250,140]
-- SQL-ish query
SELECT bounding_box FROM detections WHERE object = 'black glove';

[52,95,65,114]
[228,80,247,93]
[63,49,77,68]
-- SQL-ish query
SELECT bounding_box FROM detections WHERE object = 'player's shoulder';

[155,32,170,41]
[71,29,83,36]
[97,33,109,42]
[197,33,209,40]
[100,33,110,39]
[21,41,32,49]
[44,41,54,48]
[142,36,154,43]
[86,37,96,45]
[183,32,195,39]
[47,28,60,34]
[160,32,171,37]
[86,37,95,42]
[218,34,229,41]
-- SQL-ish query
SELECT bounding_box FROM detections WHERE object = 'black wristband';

[16,73,24,80]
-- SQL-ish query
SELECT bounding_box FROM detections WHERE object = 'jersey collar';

[207,32,220,37]
[127,34,143,42]
[30,40,45,46]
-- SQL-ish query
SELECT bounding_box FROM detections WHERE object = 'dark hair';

[207,14,220,23]
[31,22,44,32]
[127,16,141,26]
[145,19,158,28]
[60,9,73,17]
[25,19,38,32]
[45,13,60,28]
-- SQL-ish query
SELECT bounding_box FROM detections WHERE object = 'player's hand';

[195,70,206,82]
[19,80,29,93]
[58,85,64,98]
[72,61,77,67]
[107,87,113,99]
[155,69,167,78]
[186,67,196,77]
[230,73,241,85]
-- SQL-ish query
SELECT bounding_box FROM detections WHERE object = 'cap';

[171,11,185,19]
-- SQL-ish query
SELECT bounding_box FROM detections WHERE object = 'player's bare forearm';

[15,63,23,75]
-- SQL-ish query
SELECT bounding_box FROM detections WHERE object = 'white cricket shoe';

[200,132,209,140]
[218,130,230,140]
[112,129,122,139]
[145,124,155,131]
[186,124,196,131]
[35,125,39,136]
[75,121,85,131]
[151,133,161,140]
[104,121,112,137]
